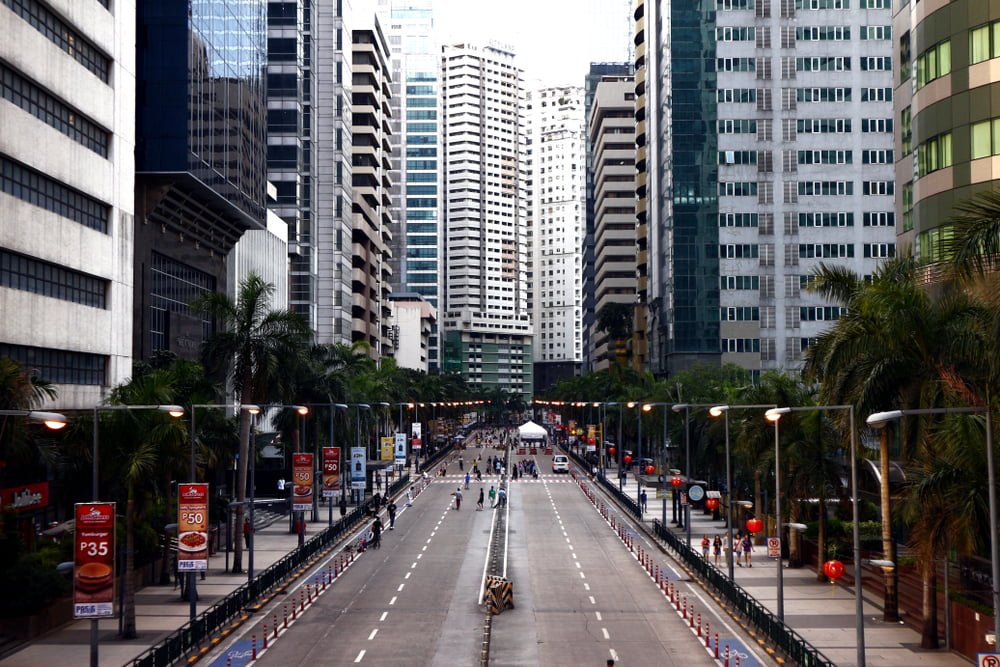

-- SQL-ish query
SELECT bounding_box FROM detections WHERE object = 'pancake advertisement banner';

[322,447,340,498]
[177,483,209,571]
[74,502,115,618]
[292,453,314,511]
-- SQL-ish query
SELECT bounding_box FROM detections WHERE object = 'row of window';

[718,87,892,104]
[0,61,110,156]
[721,0,887,9]
[971,21,1000,65]
[0,342,106,386]
[0,248,107,308]
[801,306,847,321]
[3,0,111,83]
[721,306,760,321]
[1,155,109,232]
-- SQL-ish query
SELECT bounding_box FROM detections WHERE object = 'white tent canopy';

[518,420,548,441]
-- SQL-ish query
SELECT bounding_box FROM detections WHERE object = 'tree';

[195,274,311,574]
[0,357,59,468]
[596,302,634,367]
[944,188,1000,279]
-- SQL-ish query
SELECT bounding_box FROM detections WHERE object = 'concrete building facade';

[388,293,436,372]
[1,0,135,408]
[440,43,533,398]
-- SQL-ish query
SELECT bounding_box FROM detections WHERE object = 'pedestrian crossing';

[431,475,574,484]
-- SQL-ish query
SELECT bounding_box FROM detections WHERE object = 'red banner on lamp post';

[74,502,115,618]
[322,447,340,498]
[292,453,314,511]
[177,483,209,571]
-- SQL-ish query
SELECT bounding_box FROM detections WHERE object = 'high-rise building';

[314,0,354,345]
[1,0,135,408]
[527,86,586,391]
[587,76,638,372]
[351,17,395,357]
[638,0,897,377]
[583,62,632,372]
[134,0,269,362]
[441,43,533,398]
[266,0,317,330]
[894,0,1000,273]
[377,0,444,371]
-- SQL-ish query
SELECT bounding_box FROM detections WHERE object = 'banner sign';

[380,437,394,461]
[292,453,314,511]
[0,481,50,512]
[767,537,781,559]
[350,447,367,490]
[177,483,209,571]
[74,502,115,618]
[394,433,407,465]
[322,447,340,498]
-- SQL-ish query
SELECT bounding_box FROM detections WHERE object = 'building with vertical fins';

[1,0,136,407]
[527,86,586,392]
[587,75,638,372]
[351,16,395,358]
[894,0,1000,275]
[441,43,533,398]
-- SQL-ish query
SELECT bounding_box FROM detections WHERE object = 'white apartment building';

[440,43,533,398]
[715,0,897,372]
[526,86,586,389]
[0,0,135,408]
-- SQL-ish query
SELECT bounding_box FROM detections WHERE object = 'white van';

[552,455,570,474]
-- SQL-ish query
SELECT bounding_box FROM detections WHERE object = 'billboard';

[292,453,314,511]
[411,423,422,451]
[350,447,367,490]
[394,433,407,465]
[322,447,340,498]
[177,483,208,571]
[380,437,394,461]
[74,502,115,618]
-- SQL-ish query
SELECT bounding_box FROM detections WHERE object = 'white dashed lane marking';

[368,629,378,640]
[595,611,602,621]
[397,583,405,592]
[379,611,388,621]
[389,596,397,605]
[354,650,365,662]
[602,628,610,639]
[589,596,595,604]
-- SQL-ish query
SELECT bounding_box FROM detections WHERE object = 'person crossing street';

[387,500,397,529]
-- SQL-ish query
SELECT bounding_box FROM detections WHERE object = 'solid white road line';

[354,650,366,662]
[368,629,378,640]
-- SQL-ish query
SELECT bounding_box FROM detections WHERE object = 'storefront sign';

[322,447,340,498]
[292,453,314,511]
[74,502,115,618]
[0,481,49,512]
[177,483,208,571]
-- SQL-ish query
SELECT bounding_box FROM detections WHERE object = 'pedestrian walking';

[459,456,464,471]
[453,487,463,510]
[387,501,397,529]
[243,517,251,548]
[713,535,723,565]
[477,488,485,510]
[701,534,710,559]
[371,516,382,549]
[734,531,743,567]
[640,489,648,511]
[742,534,754,567]
[488,485,497,508]
[498,487,507,508]
[465,472,471,489]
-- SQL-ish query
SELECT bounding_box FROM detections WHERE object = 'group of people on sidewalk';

[701,532,755,567]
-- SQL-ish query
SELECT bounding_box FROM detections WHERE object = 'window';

[864,212,895,227]
[901,107,912,154]
[864,243,896,258]
[970,119,1000,160]
[796,0,849,7]
[719,182,758,196]
[718,150,757,165]
[406,123,437,133]
[798,181,854,196]
[798,212,854,227]
[902,182,914,232]
[861,87,892,102]
[721,307,760,321]
[0,342,106,386]
[721,338,761,353]
[860,57,892,71]
[801,306,847,321]
[0,249,107,308]
[798,150,852,164]
[719,212,759,227]
[796,118,851,133]
[718,119,757,133]
[863,181,894,196]
[859,0,890,7]
[718,88,757,103]
[796,87,851,103]
[721,275,760,290]
[796,57,850,71]
[717,26,756,41]
[862,118,893,133]
[796,26,850,41]
[970,21,1000,64]
[862,149,894,164]
[916,40,951,89]
[719,244,759,258]
[860,26,891,40]
[916,132,952,177]
[799,243,855,258]
[406,110,436,120]
[718,0,754,8]
[2,0,110,82]
[717,58,756,72]
[0,155,109,232]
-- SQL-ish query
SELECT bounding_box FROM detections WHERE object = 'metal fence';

[651,519,836,667]
[561,446,642,519]
[130,474,409,667]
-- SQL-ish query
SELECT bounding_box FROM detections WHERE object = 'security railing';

[560,445,642,519]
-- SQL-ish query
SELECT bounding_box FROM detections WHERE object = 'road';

[208,454,753,666]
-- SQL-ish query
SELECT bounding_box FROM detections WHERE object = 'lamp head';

[765,407,790,422]
[866,410,903,428]
[709,405,728,418]
[626,401,637,409]
[672,403,688,413]
[242,404,261,415]
[29,411,68,430]
[784,522,808,532]
[592,402,600,407]
[161,405,186,418]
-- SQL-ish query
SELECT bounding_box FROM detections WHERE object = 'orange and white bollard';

[696,613,702,635]
[283,604,289,628]
[251,635,257,660]
[714,633,720,658]
[682,595,687,617]
[263,624,269,649]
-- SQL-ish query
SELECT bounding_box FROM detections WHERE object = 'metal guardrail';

[420,442,455,473]
[651,519,836,667]
[130,474,410,667]
[560,446,642,519]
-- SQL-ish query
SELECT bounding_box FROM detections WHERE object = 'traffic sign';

[978,653,1000,667]
[767,537,781,558]
[688,484,705,502]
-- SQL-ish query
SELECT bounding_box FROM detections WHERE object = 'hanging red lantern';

[745,517,763,534]
[705,498,720,511]
[670,476,683,488]
[608,447,616,457]
[623,454,633,466]
[588,437,596,445]
[822,560,845,582]
[644,464,655,475]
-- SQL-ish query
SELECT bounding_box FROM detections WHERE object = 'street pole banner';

[351,447,367,490]
[73,502,115,618]
[394,433,407,465]
[177,483,209,571]
[322,447,340,498]
[292,453,314,511]
[411,423,422,450]
[380,436,394,461]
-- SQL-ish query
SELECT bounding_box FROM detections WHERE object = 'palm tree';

[596,302,634,367]
[195,274,311,574]
[943,188,1000,279]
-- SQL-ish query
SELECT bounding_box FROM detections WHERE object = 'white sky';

[433,0,633,87]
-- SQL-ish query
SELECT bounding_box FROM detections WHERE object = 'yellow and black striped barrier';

[483,575,514,615]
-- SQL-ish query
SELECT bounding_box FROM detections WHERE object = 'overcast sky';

[433,0,632,87]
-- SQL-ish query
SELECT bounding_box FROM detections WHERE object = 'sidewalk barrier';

[650,518,835,667]
[562,446,643,520]
[129,474,410,667]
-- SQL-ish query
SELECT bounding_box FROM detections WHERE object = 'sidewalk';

[608,467,971,667]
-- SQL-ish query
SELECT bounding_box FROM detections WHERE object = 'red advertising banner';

[177,483,209,571]
[322,447,340,498]
[0,481,50,512]
[74,502,115,618]
[292,453,314,511]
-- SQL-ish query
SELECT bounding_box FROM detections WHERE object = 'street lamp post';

[763,408,785,620]
[671,403,719,547]
[710,404,776,582]
[354,404,371,504]
[627,402,643,512]
[768,405,863,665]
[294,405,309,547]
[868,406,998,653]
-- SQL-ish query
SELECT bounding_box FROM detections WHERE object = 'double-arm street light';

[307,403,349,524]
[767,404,863,665]
[0,409,68,429]
[709,403,775,582]
[868,406,998,653]
[672,403,719,547]
[762,407,788,621]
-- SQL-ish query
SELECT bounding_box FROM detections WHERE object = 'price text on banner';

[177,483,209,571]
[322,447,340,498]
[292,453,314,511]
[74,502,115,618]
